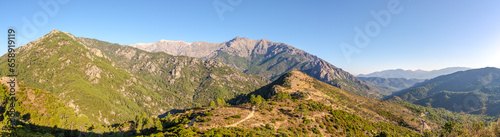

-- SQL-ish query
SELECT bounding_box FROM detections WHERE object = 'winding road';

[225,106,255,127]
[186,117,196,127]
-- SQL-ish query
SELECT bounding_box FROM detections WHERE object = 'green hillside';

[390,67,500,116]
[0,30,266,125]
[1,70,499,136]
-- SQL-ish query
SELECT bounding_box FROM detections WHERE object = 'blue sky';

[1,0,499,75]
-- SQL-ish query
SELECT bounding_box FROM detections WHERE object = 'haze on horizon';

[1,0,499,75]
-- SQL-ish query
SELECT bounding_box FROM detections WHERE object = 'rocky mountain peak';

[158,39,191,45]
[50,29,61,34]
[227,36,253,44]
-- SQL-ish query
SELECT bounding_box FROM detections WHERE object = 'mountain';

[389,67,500,116]
[357,67,471,79]
[0,30,266,125]
[232,70,440,132]
[3,70,497,136]
[358,77,424,96]
[130,37,378,98]
[121,70,429,136]
[149,70,493,136]
[1,30,497,136]
[0,80,96,136]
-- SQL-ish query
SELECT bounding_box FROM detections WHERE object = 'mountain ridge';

[0,29,266,124]
[358,77,424,96]
[389,67,500,116]
[130,36,379,98]
[358,67,471,79]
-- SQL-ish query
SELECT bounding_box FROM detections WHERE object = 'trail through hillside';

[305,92,311,100]
[225,106,255,127]
[186,117,196,127]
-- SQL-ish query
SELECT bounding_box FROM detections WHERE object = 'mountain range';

[358,77,424,96]
[0,30,498,136]
[357,67,471,79]
[389,67,500,116]
[130,37,379,98]
[0,30,266,124]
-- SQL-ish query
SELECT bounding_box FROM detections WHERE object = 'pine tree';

[209,101,216,108]
[216,98,226,107]
[155,118,163,132]
[495,119,500,137]
[276,92,291,102]
[250,95,257,105]
[249,95,266,108]
[298,103,308,118]
[135,113,144,134]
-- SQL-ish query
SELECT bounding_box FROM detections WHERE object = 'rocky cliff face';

[131,37,377,98]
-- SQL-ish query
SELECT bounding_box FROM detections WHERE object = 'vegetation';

[0,70,498,136]
[211,44,377,98]
[396,101,496,126]
[390,67,500,116]
[1,30,499,136]
[0,30,266,125]
[358,77,424,96]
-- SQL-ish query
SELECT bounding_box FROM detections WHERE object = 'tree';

[216,98,226,107]
[250,95,266,108]
[135,112,148,134]
[495,119,500,137]
[209,101,216,108]
[178,128,196,137]
[276,92,291,102]
[443,121,456,133]
[298,103,308,118]
[250,95,257,105]
[76,116,91,136]
[154,118,163,132]
[442,121,463,136]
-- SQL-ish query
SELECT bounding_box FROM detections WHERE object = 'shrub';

[265,124,273,130]
[233,115,241,119]
[270,102,277,105]
[277,118,285,121]
[204,111,213,116]
[312,127,321,134]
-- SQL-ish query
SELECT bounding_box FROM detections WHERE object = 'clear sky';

[1,0,499,75]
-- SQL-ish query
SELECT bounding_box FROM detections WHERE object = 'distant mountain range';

[357,67,471,79]
[389,67,500,116]
[131,36,379,98]
[358,77,424,96]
